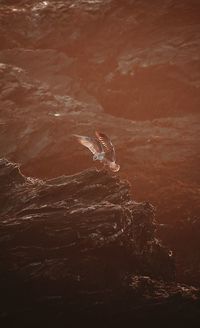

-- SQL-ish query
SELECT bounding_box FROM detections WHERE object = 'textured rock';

[0,158,174,281]
[0,159,200,326]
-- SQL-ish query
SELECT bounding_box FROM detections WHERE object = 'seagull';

[73,131,120,172]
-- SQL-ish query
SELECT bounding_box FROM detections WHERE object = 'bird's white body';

[93,152,105,161]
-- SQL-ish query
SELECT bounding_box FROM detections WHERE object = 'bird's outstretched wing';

[95,131,116,162]
[73,134,102,155]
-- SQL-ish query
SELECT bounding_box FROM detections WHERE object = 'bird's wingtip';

[72,134,80,138]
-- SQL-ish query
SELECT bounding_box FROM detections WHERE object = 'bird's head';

[109,162,120,172]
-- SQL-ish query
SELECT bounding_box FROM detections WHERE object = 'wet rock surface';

[0,159,199,326]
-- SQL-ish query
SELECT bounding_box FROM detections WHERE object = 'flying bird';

[73,131,120,172]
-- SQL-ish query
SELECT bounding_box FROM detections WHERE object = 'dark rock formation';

[0,159,200,326]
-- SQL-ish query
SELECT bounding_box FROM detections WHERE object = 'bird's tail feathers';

[72,134,82,138]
